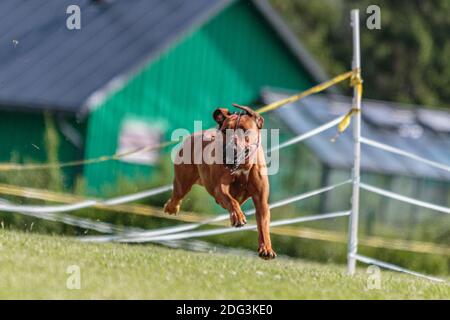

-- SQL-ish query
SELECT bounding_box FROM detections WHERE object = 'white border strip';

[0,198,142,234]
[102,185,173,206]
[360,183,450,214]
[82,211,351,243]
[361,137,450,174]
[354,254,447,284]
[269,116,344,152]
[0,199,98,214]
[80,179,352,242]
[0,185,173,213]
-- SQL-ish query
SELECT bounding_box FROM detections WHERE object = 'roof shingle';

[263,90,450,181]
[0,0,229,113]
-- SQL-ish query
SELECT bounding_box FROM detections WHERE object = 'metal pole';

[347,9,362,275]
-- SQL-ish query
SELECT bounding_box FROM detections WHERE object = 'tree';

[270,0,450,109]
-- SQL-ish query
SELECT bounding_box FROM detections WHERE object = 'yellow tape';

[0,69,361,172]
[0,140,178,172]
[338,108,360,133]
[256,70,354,114]
[330,68,363,142]
[0,183,203,223]
[350,67,363,97]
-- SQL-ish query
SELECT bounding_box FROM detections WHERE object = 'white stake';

[347,9,362,276]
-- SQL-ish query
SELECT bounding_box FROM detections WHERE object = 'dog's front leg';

[215,183,247,227]
[253,196,276,259]
[252,189,276,260]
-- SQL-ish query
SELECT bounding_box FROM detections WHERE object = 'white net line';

[354,254,448,284]
[0,198,143,234]
[82,211,351,243]
[77,179,352,242]
[360,182,450,214]
[0,185,173,213]
[361,137,450,174]
[357,137,450,283]
[269,116,344,152]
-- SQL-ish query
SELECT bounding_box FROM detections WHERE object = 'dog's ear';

[213,108,230,126]
[255,115,264,129]
[232,103,264,129]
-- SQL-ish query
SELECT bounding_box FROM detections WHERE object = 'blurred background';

[0,0,448,275]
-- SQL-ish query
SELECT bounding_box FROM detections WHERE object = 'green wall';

[0,110,84,188]
[84,0,315,193]
[0,111,47,163]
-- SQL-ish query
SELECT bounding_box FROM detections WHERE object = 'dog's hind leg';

[164,164,197,215]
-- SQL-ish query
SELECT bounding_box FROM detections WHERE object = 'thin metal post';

[347,9,362,275]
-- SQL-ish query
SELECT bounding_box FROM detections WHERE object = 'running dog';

[164,104,275,259]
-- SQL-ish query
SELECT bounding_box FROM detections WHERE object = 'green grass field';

[0,230,448,299]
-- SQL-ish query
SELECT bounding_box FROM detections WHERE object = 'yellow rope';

[329,68,363,142]
[0,140,177,171]
[256,70,354,114]
[0,69,361,172]
[350,67,363,99]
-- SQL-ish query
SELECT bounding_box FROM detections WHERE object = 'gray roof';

[263,90,450,181]
[0,0,229,114]
[0,0,331,115]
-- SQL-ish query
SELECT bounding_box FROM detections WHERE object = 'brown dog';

[163,104,276,259]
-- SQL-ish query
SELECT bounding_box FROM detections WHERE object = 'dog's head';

[213,104,264,169]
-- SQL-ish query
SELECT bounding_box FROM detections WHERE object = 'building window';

[117,118,163,165]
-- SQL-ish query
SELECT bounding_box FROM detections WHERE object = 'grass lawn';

[0,230,448,299]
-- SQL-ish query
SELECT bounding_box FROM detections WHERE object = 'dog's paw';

[258,246,277,260]
[230,212,247,228]
[163,200,180,215]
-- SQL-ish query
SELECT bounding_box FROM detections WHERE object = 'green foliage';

[0,112,65,192]
[269,0,450,108]
[43,112,63,191]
